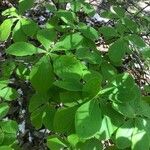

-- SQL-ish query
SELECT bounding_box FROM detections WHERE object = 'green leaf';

[116,22,128,35]
[71,1,82,12]
[60,91,81,104]
[1,132,17,146]
[112,102,135,118]
[37,28,56,50]
[0,120,18,134]
[123,17,138,33]
[47,136,68,150]
[53,55,86,80]
[6,42,41,56]
[101,10,119,19]
[99,26,118,38]
[75,100,102,139]
[78,23,99,41]
[82,77,101,99]
[67,134,79,147]
[99,116,115,139]
[52,32,83,51]
[30,104,46,129]
[76,138,103,150]
[16,63,30,80]
[112,6,125,18]
[83,70,102,82]
[0,80,8,90]
[76,48,102,64]
[108,38,129,65]
[0,87,18,101]
[0,146,13,150]
[29,93,49,113]
[100,100,125,132]
[136,100,150,119]
[116,120,134,149]
[21,18,38,37]
[82,2,95,16]
[101,61,117,80]
[56,10,77,24]
[54,105,78,134]
[54,79,82,91]
[140,47,150,58]
[127,34,146,48]
[30,100,55,130]
[19,0,34,14]
[0,103,9,119]
[30,56,54,93]
[1,61,16,78]
[43,105,56,130]
[12,20,27,42]
[131,118,150,150]
[109,74,139,103]
[2,7,18,17]
[0,128,4,145]
[0,19,14,41]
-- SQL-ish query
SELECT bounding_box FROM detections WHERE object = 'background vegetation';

[0,0,150,149]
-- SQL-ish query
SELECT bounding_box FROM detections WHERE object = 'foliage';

[0,0,150,149]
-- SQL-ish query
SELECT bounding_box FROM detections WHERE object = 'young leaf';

[6,42,40,56]
[30,56,54,93]
[75,100,102,139]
